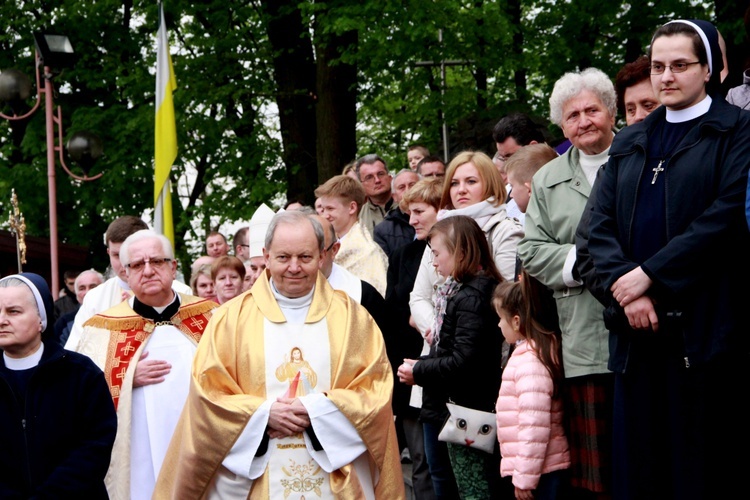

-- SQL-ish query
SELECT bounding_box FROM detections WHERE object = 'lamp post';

[0,32,103,299]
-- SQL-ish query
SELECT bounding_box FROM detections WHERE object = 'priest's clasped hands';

[267,397,310,438]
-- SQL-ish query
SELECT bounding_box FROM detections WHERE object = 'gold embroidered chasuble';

[76,294,215,500]
[153,271,405,499]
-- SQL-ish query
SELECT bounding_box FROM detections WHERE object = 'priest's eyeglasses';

[126,257,173,272]
[649,61,701,74]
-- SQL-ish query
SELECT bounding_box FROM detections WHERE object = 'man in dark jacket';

[374,168,418,257]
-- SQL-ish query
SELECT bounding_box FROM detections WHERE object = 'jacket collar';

[610,97,740,157]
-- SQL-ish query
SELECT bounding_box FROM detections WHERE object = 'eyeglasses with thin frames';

[126,257,173,272]
[361,171,389,183]
[649,61,701,75]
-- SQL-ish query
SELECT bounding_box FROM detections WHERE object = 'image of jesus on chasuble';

[153,271,405,499]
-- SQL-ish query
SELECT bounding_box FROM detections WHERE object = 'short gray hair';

[392,168,418,191]
[265,211,325,253]
[549,67,617,127]
[74,269,105,290]
[119,229,175,266]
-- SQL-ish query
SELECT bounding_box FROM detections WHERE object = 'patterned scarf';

[431,276,462,347]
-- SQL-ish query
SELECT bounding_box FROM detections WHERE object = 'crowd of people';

[2,17,750,500]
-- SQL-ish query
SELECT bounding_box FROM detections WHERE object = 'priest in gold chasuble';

[154,211,404,499]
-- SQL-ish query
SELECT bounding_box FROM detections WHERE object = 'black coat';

[0,340,117,499]
[384,239,428,416]
[373,208,415,258]
[588,98,750,371]
[413,274,503,425]
[359,279,389,340]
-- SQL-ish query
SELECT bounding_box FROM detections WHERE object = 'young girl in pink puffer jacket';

[493,279,571,500]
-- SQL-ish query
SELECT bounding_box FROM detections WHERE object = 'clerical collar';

[270,280,314,308]
[666,95,712,123]
[132,293,180,322]
[269,279,315,324]
[117,276,132,291]
[3,343,44,371]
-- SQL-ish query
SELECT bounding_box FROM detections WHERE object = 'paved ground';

[402,462,414,499]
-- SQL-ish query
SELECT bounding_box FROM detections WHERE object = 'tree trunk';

[315,28,358,186]
[262,0,318,205]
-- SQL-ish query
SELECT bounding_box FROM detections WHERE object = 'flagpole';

[155,1,178,249]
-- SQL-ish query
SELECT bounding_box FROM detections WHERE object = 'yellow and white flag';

[154,2,177,248]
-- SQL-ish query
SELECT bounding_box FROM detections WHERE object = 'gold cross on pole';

[8,189,27,273]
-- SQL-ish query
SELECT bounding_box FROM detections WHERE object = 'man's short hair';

[105,216,149,245]
[354,153,387,179]
[310,214,337,247]
[416,155,446,175]
[63,270,80,281]
[504,143,559,185]
[74,269,105,290]
[232,227,249,248]
[313,175,367,215]
[392,168,418,190]
[265,211,325,253]
[491,112,546,146]
[614,55,651,115]
[119,229,174,267]
[206,231,227,244]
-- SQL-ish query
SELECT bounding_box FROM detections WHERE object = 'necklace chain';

[652,121,674,185]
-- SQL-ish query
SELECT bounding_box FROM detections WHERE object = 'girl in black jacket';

[399,216,509,499]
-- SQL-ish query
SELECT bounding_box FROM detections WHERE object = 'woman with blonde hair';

[406,152,522,498]
[190,264,217,303]
[409,150,523,343]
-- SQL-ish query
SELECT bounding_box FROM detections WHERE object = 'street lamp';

[0,31,103,299]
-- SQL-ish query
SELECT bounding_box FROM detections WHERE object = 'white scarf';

[437,197,503,228]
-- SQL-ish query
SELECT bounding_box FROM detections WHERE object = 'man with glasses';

[355,153,394,237]
[74,229,216,500]
[65,215,192,351]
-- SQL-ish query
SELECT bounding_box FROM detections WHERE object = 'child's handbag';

[437,401,497,454]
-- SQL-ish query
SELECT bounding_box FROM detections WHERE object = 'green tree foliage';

[1,0,741,277]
